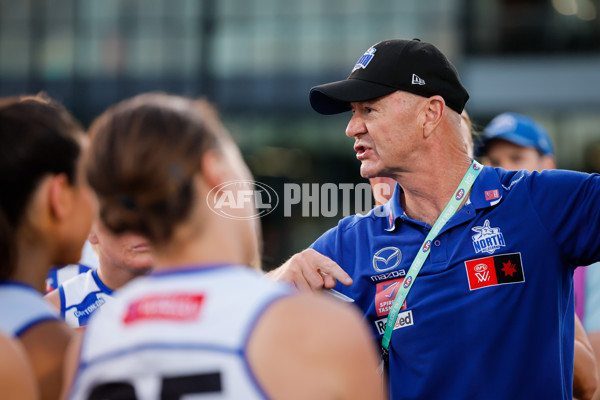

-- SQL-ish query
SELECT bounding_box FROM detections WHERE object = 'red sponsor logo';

[375,278,407,317]
[123,293,205,324]
[456,189,465,200]
[485,190,500,201]
[422,240,431,252]
[465,257,498,290]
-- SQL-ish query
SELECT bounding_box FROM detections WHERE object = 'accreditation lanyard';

[381,160,483,360]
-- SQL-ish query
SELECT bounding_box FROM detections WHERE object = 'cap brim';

[309,78,397,115]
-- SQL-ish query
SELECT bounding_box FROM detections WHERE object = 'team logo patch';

[352,47,376,72]
[456,188,465,200]
[471,219,506,254]
[373,247,402,272]
[374,310,414,335]
[465,252,525,290]
[375,278,407,317]
[123,293,205,324]
[485,190,500,201]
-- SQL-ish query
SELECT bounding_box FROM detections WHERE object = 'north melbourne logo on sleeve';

[465,252,525,291]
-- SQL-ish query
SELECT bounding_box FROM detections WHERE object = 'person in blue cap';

[268,38,600,399]
[478,112,555,172]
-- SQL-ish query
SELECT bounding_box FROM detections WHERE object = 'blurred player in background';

[0,95,96,400]
[45,241,98,294]
[45,220,153,328]
[478,112,599,400]
[65,93,384,400]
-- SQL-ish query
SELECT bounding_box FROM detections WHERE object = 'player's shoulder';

[255,292,367,346]
[59,269,102,305]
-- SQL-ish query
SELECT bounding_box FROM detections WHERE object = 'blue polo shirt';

[311,166,600,400]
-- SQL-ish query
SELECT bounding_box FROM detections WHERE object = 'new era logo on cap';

[412,74,425,85]
[465,252,525,291]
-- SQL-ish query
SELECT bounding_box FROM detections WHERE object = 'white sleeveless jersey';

[0,281,59,337]
[69,265,293,400]
[59,269,113,328]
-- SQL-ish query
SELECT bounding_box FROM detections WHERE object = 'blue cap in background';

[478,112,554,156]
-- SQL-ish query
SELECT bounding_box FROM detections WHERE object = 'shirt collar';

[468,166,505,209]
[383,166,504,232]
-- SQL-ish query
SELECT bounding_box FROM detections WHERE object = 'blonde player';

[64,93,384,400]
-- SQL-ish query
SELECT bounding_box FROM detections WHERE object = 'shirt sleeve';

[527,170,600,266]
[310,225,343,266]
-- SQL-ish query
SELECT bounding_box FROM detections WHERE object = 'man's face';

[481,139,547,172]
[346,91,423,178]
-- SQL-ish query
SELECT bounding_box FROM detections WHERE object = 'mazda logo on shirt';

[373,247,402,272]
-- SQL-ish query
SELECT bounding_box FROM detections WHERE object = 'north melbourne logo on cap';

[352,47,376,72]
[412,74,426,85]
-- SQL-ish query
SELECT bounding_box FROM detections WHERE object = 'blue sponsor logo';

[352,47,376,72]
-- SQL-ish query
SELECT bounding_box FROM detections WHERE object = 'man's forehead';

[350,90,422,106]
[486,138,537,153]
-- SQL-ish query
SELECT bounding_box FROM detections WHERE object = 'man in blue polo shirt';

[269,39,600,399]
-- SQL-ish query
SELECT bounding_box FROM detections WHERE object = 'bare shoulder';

[0,334,39,400]
[247,292,385,400]
[44,289,61,311]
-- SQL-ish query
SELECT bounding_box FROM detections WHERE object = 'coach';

[269,39,600,399]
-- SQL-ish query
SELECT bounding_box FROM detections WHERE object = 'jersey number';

[88,372,222,400]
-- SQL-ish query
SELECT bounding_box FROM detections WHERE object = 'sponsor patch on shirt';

[485,189,500,201]
[465,253,525,290]
[375,278,407,317]
[123,293,205,324]
[374,310,414,335]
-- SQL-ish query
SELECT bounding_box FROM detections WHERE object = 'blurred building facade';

[1,0,599,266]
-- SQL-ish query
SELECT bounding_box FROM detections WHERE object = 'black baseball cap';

[309,39,469,115]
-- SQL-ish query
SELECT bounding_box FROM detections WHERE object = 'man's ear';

[47,174,73,221]
[422,95,445,138]
[88,222,99,245]
[542,155,556,170]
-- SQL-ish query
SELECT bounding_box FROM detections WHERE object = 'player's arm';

[247,292,385,400]
[60,330,83,400]
[0,335,39,400]
[19,320,74,400]
[574,314,598,400]
[267,248,352,291]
